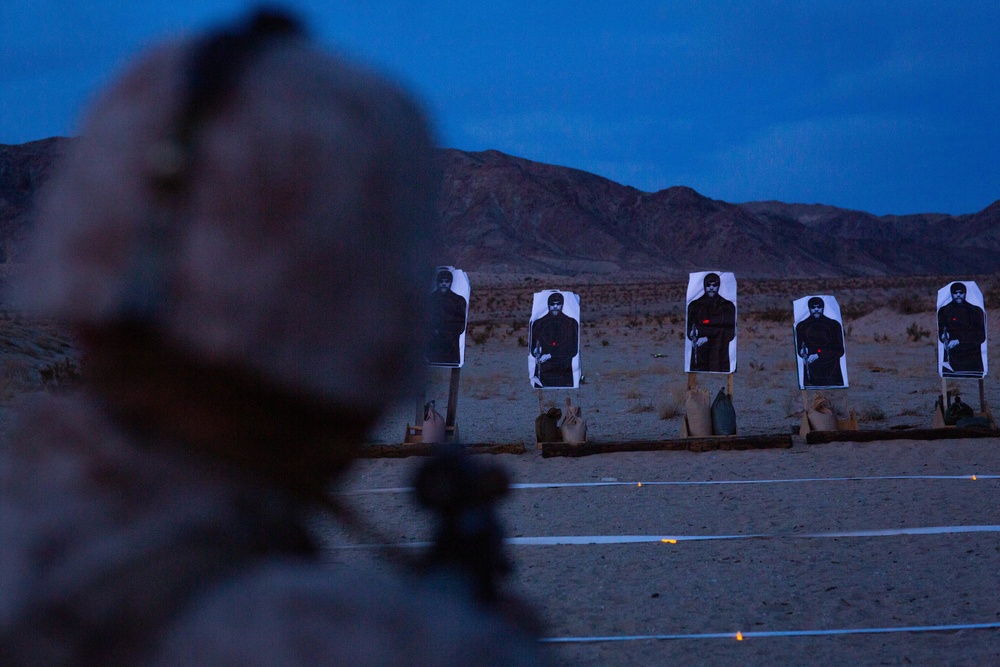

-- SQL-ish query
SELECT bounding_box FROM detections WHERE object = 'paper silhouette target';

[937,281,987,379]
[528,290,581,389]
[793,295,848,390]
[425,266,470,367]
[684,271,737,374]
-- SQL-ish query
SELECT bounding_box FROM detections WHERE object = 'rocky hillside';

[2,138,997,277]
[0,138,67,262]
[439,148,1000,277]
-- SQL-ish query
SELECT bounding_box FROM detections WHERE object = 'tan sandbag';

[685,388,712,437]
[807,395,838,432]
[421,401,446,444]
[560,398,588,444]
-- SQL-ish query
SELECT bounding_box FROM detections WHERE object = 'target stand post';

[404,368,462,444]
[932,377,995,429]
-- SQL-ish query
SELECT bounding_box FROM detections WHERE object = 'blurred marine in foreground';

[0,9,542,666]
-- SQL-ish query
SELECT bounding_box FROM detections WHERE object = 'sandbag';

[560,398,587,444]
[535,407,563,443]
[421,401,446,444]
[944,397,975,426]
[806,395,838,432]
[955,415,990,429]
[710,388,737,435]
[685,388,712,437]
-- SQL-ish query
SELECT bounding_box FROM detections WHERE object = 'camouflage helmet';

[21,11,438,412]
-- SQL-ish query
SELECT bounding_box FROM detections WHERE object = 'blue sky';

[2,1,997,215]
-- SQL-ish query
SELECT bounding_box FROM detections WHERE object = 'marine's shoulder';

[152,562,544,666]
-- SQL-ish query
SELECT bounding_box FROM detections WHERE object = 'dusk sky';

[2,1,997,216]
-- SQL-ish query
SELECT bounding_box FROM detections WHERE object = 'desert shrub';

[517,336,527,347]
[39,358,82,390]
[906,322,931,342]
[841,301,877,320]
[984,280,1000,309]
[601,339,609,347]
[773,358,796,372]
[626,400,655,414]
[657,385,686,420]
[859,403,887,422]
[467,324,491,345]
[1,358,38,401]
[754,307,790,324]
[894,294,932,315]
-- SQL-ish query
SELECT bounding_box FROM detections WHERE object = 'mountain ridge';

[2,138,997,277]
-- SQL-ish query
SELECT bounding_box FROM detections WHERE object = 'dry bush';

[657,385,687,420]
[39,359,82,390]
[753,307,790,324]
[1,358,38,402]
[646,362,672,376]
[466,323,495,346]
[906,321,931,342]
[893,294,933,315]
[782,387,803,417]
[858,403,887,422]
[984,279,1000,309]
[460,372,505,401]
[841,301,877,320]
[745,358,768,388]
[773,358,796,372]
[626,400,655,414]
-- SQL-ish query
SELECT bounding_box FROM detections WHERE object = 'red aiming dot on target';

[702,319,710,324]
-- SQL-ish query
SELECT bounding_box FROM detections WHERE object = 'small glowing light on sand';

[637,482,642,487]
[661,539,677,544]
[736,631,744,641]
[972,475,978,480]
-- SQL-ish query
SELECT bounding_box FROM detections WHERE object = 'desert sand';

[350,274,1000,665]
[338,439,1000,666]
[3,273,999,665]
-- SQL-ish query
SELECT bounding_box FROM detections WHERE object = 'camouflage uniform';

[0,11,542,666]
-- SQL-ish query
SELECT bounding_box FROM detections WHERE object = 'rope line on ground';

[542,621,1000,643]
[343,474,998,495]
[333,523,1000,550]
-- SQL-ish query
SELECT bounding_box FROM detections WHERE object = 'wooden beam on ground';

[806,427,998,445]
[360,442,526,458]
[541,433,792,458]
